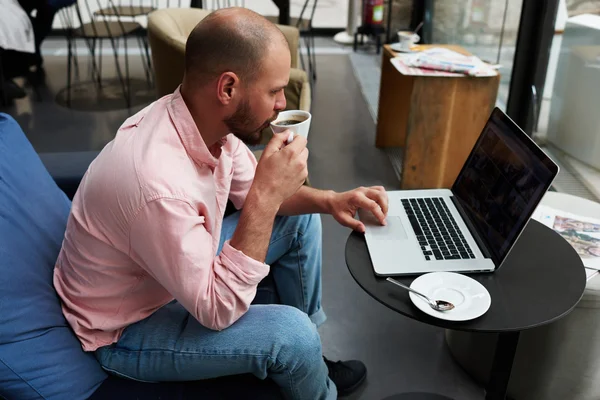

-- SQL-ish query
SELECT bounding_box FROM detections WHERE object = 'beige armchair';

[147,8,311,145]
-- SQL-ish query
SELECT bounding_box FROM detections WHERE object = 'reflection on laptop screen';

[452,109,558,266]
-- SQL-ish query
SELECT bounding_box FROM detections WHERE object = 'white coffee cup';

[397,31,419,51]
[270,110,312,139]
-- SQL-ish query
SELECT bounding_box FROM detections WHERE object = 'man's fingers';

[283,134,308,154]
[300,147,309,162]
[339,213,365,233]
[365,188,389,216]
[263,132,292,156]
[355,194,386,225]
[286,131,295,144]
[372,186,386,193]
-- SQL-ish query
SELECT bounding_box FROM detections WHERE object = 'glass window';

[431,0,523,108]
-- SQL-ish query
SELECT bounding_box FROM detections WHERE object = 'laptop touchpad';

[361,214,408,240]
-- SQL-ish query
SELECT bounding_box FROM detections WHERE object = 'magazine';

[391,48,499,77]
[532,205,600,281]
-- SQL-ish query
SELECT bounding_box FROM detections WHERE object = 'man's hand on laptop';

[327,186,388,233]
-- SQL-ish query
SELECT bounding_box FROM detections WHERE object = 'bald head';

[184,8,289,87]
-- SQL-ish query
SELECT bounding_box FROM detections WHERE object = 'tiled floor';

[1,37,488,399]
[309,59,485,400]
[3,40,150,153]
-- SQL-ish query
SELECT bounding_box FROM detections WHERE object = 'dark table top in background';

[346,220,587,333]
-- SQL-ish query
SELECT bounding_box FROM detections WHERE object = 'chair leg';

[304,35,312,77]
[144,37,153,79]
[72,38,80,81]
[107,35,129,109]
[310,30,317,81]
[299,35,307,76]
[84,37,100,85]
[137,35,152,87]
[67,36,72,107]
[304,34,315,85]
[90,37,96,82]
[144,37,153,87]
[98,38,103,86]
[135,35,147,81]
[124,37,131,109]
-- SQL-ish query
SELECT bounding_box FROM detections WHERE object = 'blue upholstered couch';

[0,113,282,399]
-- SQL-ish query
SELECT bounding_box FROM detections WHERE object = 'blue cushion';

[0,113,107,399]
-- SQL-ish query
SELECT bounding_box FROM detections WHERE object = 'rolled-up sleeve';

[228,138,258,210]
[129,197,269,331]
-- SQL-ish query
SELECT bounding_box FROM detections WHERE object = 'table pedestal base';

[333,31,355,45]
[485,331,520,400]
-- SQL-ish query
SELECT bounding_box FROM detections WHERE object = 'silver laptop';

[361,108,559,276]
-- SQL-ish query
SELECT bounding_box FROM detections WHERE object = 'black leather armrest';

[38,151,99,200]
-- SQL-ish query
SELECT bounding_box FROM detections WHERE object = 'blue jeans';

[95,212,336,400]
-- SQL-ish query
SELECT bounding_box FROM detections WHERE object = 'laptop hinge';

[450,195,496,264]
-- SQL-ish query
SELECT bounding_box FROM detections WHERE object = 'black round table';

[345,219,586,400]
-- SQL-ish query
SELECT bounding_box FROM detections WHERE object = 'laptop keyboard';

[401,197,476,261]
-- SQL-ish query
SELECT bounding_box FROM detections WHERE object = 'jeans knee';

[278,213,320,235]
[269,306,322,369]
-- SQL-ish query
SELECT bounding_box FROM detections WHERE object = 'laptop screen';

[452,108,559,266]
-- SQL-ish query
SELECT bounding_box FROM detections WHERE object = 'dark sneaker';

[324,357,367,396]
[3,80,26,100]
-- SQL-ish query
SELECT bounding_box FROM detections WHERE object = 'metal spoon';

[386,277,455,312]
[413,21,424,35]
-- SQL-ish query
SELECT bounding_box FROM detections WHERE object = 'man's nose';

[275,91,286,111]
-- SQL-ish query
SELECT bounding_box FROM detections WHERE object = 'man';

[0,0,35,102]
[1,0,75,103]
[54,8,388,399]
[17,0,75,72]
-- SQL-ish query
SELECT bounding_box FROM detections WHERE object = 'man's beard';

[224,99,278,146]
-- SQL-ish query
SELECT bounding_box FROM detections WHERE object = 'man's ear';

[216,72,239,105]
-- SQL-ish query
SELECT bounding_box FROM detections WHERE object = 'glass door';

[427,0,524,108]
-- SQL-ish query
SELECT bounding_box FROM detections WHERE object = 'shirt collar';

[167,86,228,168]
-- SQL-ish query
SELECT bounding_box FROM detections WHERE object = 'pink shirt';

[53,88,270,351]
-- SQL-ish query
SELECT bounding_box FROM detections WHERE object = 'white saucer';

[390,43,415,53]
[409,272,491,321]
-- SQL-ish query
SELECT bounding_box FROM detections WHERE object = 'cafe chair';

[59,0,152,108]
